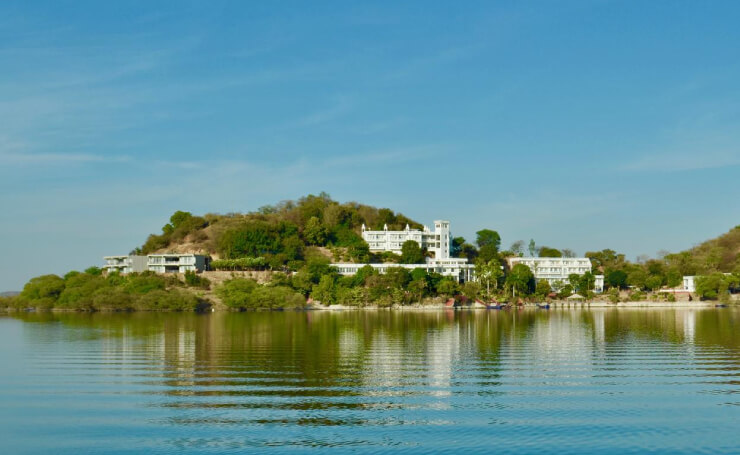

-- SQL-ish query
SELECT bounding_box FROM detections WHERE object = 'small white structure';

[362,220,452,259]
[508,257,604,292]
[333,258,474,283]
[683,276,696,293]
[147,254,210,273]
[103,255,148,274]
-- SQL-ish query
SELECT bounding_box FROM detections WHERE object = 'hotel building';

[508,257,604,292]
[335,220,474,283]
[103,253,210,274]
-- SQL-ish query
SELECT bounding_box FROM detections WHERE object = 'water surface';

[1,309,739,454]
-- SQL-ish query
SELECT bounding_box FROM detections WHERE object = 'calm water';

[1,309,739,454]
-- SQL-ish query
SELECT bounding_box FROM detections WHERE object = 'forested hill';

[669,225,740,275]
[137,193,424,269]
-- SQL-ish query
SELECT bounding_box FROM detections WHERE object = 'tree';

[451,237,466,257]
[538,247,562,258]
[645,275,662,292]
[476,229,501,251]
[303,216,327,246]
[19,274,65,308]
[528,239,536,257]
[506,264,535,296]
[408,278,428,303]
[475,258,503,298]
[578,272,596,294]
[510,240,525,256]
[627,269,647,290]
[561,248,576,258]
[400,240,424,264]
[436,278,460,296]
[312,275,336,305]
[605,269,628,290]
[535,280,552,299]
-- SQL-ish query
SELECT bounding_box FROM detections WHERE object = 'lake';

[1,308,738,454]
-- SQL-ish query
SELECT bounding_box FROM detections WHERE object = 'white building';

[103,255,148,274]
[147,254,210,273]
[336,219,473,282]
[103,253,211,274]
[362,220,452,259]
[333,259,475,283]
[508,257,604,292]
[683,276,696,292]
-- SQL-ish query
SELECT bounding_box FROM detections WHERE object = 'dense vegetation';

[4,268,210,312]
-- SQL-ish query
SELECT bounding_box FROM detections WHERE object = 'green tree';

[509,240,525,256]
[19,275,65,308]
[535,280,552,299]
[304,216,328,246]
[436,278,460,296]
[475,258,502,298]
[627,269,647,289]
[605,269,628,290]
[476,229,501,263]
[528,239,536,257]
[408,278,428,303]
[451,237,466,257]
[538,247,562,258]
[312,275,336,305]
[476,229,501,250]
[400,240,425,264]
[506,264,535,296]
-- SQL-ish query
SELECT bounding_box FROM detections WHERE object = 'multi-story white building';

[103,255,148,274]
[147,254,210,273]
[508,257,604,292]
[103,253,210,274]
[335,219,473,282]
[362,220,452,259]
[333,259,475,283]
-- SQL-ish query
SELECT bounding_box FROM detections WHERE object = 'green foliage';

[695,273,739,300]
[538,247,562,258]
[436,278,460,296]
[506,264,536,296]
[184,271,210,289]
[475,258,503,298]
[17,269,208,312]
[311,275,336,305]
[84,266,103,276]
[216,278,305,310]
[211,257,267,270]
[605,269,628,290]
[476,229,501,250]
[400,240,425,264]
[304,216,328,246]
[535,280,552,299]
[19,275,65,309]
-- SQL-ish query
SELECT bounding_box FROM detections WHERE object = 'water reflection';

[2,309,740,454]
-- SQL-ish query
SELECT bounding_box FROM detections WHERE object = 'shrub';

[184,271,210,289]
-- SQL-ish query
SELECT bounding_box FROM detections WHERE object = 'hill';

[137,193,425,270]
[669,225,740,275]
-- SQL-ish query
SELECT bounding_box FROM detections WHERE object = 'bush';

[211,257,267,271]
[184,271,210,289]
[216,278,305,310]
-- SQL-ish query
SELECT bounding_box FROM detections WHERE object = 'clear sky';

[2,1,739,291]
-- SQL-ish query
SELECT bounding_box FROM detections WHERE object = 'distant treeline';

[3,268,211,312]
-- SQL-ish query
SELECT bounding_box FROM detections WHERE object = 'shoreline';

[1,301,732,314]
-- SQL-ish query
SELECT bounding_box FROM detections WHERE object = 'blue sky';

[2,1,740,290]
